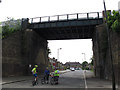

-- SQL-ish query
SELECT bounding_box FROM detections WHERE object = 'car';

[75,68,79,70]
[70,68,75,71]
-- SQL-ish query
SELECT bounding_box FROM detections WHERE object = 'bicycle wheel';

[32,81,36,86]
[54,77,59,84]
[45,76,49,84]
[50,77,54,85]
[41,78,45,84]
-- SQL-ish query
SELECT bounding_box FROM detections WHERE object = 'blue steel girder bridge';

[28,12,103,40]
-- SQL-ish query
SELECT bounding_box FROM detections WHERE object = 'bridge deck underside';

[29,18,103,40]
[34,26,95,40]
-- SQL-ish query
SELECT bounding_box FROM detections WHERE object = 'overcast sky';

[0,0,119,21]
[0,0,120,64]
[48,39,93,64]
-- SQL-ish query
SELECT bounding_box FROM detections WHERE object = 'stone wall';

[22,29,48,75]
[110,31,120,85]
[2,31,23,76]
[2,29,48,77]
[93,24,120,85]
[92,24,109,78]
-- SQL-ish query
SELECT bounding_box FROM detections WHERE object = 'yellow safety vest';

[32,68,36,74]
[54,70,59,76]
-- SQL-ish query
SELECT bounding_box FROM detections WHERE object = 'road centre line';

[83,70,88,89]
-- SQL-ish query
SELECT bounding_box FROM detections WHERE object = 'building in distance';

[64,62,82,69]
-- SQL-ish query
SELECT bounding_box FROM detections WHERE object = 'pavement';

[1,69,70,85]
[84,70,114,88]
[1,76,33,85]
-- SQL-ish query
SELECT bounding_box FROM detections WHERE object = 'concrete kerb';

[1,76,33,85]
[2,79,27,85]
[1,70,70,85]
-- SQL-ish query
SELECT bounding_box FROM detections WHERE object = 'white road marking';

[0,82,6,85]
[83,70,88,89]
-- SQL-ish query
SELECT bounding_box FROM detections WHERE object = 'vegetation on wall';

[47,47,51,56]
[47,42,51,58]
[106,10,120,32]
[1,17,21,39]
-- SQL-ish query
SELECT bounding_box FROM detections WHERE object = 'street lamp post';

[57,48,62,61]
[118,1,120,14]
[82,53,86,61]
[103,0,116,90]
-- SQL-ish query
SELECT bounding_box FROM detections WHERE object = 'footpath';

[1,69,70,85]
[84,70,117,89]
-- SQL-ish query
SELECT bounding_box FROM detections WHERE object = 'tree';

[90,57,94,66]
[106,10,120,32]
[82,61,88,70]
[82,61,88,65]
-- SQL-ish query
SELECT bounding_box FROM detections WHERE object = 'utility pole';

[103,0,116,90]
[118,1,120,14]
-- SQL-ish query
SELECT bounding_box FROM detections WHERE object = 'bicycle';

[32,78,38,86]
[41,75,49,84]
[50,73,59,85]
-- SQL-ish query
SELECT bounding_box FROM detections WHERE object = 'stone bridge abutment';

[92,24,120,84]
[2,29,48,77]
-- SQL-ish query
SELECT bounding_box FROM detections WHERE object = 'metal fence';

[29,12,103,23]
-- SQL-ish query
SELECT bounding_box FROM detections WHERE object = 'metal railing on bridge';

[30,12,103,23]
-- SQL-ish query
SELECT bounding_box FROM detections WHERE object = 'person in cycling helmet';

[32,65,38,82]
[44,67,50,84]
[54,67,59,84]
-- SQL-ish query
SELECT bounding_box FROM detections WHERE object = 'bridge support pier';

[93,24,120,87]
[21,29,49,75]
[2,28,49,77]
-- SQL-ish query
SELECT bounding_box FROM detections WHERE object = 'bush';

[1,18,21,39]
[106,10,120,32]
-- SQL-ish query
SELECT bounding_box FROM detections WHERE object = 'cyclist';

[32,65,38,83]
[54,68,59,84]
[44,67,50,84]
